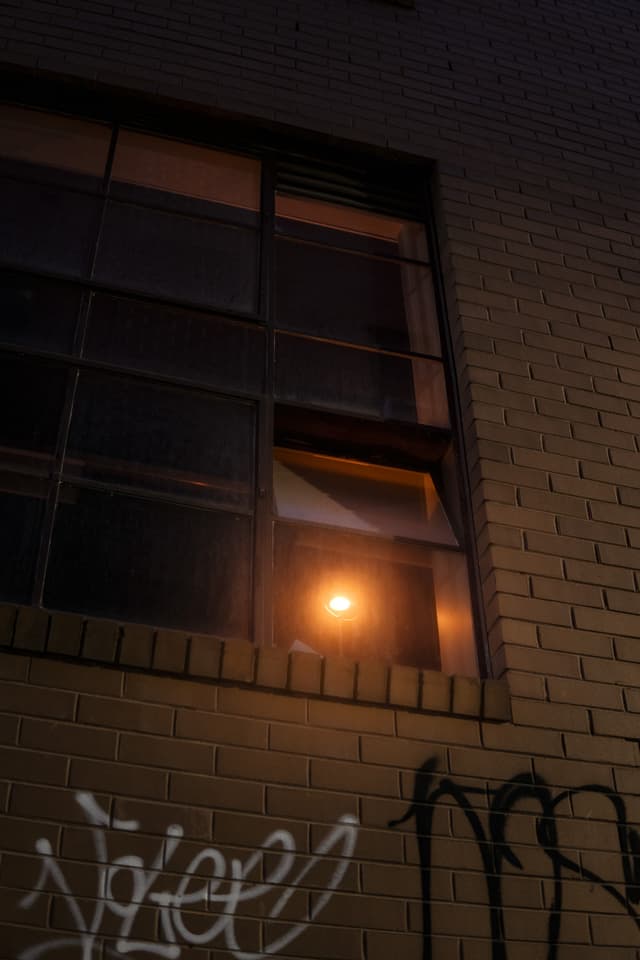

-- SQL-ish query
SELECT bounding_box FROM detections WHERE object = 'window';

[0,103,478,675]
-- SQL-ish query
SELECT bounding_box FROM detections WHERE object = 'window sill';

[0,603,510,722]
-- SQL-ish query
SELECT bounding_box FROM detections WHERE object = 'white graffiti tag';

[19,792,359,960]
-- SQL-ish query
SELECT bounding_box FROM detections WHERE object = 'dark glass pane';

[275,237,439,354]
[45,486,252,638]
[0,177,101,276]
[0,354,67,474]
[84,294,264,394]
[65,374,255,509]
[274,522,440,670]
[0,270,81,353]
[0,157,104,194]
[94,201,258,312]
[0,476,47,603]
[275,333,449,427]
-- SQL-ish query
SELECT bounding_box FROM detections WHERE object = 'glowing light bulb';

[324,593,357,622]
[328,595,351,614]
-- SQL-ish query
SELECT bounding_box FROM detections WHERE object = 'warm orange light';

[324,594,357,622]
[328,595,351,614]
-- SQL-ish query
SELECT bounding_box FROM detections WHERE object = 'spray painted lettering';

[19,792,359,960]
[391,757,640,960]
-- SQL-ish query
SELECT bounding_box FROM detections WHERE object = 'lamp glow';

[328,595,351,614]
[324,593,357,623]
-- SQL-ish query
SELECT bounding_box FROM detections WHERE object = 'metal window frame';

[0,71,489,674]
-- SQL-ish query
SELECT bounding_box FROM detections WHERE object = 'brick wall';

[2,641,639,960]
[433,152,640,668]
[3,0,640,957]
[2,0,639,189]
[0,635,639,959]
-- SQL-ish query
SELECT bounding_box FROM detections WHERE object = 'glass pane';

[275,333,449,427]
[45,486,252,639]
[0,178,101,276]
[0,270,81,353]
[66,374,255,509]
[84,294,264,393]
[276,194,429,261]
[274,449,457,547]
[94,201,258,311]
[274,522,440,669]
[0,354,67,474]
[112,131,260,211]
[275,237,440,355]
[0,476,47,604]
[0,105,110,179]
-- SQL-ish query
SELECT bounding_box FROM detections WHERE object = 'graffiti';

[390,757,640,960]
[19,791,359,960]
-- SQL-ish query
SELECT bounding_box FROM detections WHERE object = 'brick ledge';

[0,604,510,722]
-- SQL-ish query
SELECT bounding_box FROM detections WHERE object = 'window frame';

[0,82,490,676]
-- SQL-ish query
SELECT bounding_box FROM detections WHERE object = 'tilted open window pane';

[272,449,477,671]
[274,449,457,547]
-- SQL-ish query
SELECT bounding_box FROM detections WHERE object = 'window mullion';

[252,155,276,648]
[31,364,79,607]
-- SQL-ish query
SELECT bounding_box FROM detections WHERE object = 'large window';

[0,103,478,675]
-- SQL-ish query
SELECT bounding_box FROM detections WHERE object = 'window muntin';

[0,104,478,673]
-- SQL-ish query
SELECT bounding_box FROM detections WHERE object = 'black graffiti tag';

[390,757,640,960]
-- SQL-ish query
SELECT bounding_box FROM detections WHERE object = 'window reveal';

[0,103,478,674]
